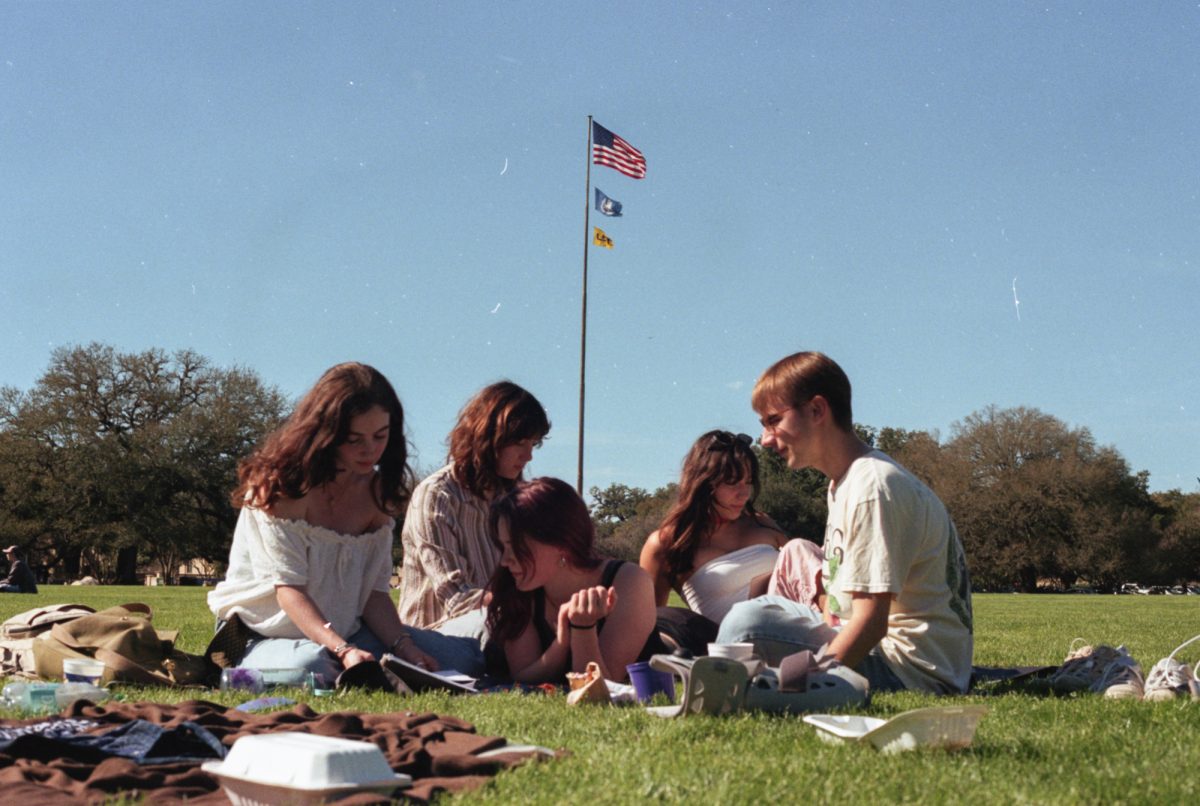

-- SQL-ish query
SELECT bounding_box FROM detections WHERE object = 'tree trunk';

[116,545,139,585]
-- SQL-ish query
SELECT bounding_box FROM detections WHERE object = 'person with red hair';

[486,477,661,683]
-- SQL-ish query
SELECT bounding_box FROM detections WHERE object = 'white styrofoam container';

[803,705,988,754]
[201,732,411,805]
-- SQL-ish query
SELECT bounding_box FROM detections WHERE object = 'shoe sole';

[1103,684,1143,700]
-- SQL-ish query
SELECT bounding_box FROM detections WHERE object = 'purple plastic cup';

[626,661,675,703]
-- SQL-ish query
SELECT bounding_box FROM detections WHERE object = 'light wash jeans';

[240,622,486,687]
[716,595,905,692]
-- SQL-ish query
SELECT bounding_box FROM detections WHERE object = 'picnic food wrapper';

[566,662,611,706]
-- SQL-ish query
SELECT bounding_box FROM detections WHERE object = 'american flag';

[592,121,646,179]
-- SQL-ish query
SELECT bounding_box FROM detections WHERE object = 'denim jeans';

[240,623,486,687]
[716,595,905,692]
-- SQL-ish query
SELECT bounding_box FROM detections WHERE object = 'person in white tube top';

[640,431,820,651]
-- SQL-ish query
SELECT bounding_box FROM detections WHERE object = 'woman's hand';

[339,646,376,669]
[392,633,440,671]
[565,585,617,629]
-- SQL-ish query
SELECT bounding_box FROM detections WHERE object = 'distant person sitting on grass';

[0,545,38,594]
[207,362,485,686]
[486,477,663,684]
[717,351,974,694]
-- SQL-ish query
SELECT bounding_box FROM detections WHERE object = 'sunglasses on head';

[707,432,753,452]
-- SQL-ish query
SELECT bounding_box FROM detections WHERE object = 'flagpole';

[577,115,592,495]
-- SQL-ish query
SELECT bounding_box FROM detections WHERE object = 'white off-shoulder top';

[207,507,395,640]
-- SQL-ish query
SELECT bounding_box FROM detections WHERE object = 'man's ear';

[808,395,831,425]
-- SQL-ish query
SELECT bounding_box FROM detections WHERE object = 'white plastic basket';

[202,732,410,805]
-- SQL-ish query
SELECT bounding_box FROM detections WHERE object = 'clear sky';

[2,2,1196,495]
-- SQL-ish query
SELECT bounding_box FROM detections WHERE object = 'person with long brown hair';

[486,477,660,683]
[208,363,482,684]
[640,430,793,628]
[398,381,549,633]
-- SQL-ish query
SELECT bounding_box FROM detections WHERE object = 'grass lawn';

[3,588,1199,803]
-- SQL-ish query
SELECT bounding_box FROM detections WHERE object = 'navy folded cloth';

[1,719,226,765]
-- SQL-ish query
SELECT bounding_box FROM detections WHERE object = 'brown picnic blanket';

[0,699,552,804]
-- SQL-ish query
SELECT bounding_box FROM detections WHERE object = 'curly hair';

[655,431,761,586]
[233,362,415,515]
[486,477,601,643]
[448,381,550,498]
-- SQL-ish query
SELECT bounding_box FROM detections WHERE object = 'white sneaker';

[1050,640,1132,693]
[1093,653,1144,700]
[1144,634,1200,702]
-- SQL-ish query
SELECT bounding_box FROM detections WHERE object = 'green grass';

[4,588,1200,804]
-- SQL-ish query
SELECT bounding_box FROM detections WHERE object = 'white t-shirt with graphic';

[823,450,973,693]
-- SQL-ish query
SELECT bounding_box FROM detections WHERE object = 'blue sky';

[2,2,1196,495]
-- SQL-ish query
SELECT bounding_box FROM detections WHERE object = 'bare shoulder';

[614,561,654,595]
[745,513,788,548]
[643,529,668,555]
[265,494,308,521]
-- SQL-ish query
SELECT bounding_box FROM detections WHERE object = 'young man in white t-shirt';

[717,351,973,693]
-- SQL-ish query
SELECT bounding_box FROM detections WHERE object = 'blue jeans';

[241,623,485,687]
[717,596,906,692]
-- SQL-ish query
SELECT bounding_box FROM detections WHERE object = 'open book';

[381,653,479,694]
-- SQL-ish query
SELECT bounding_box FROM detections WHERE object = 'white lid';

[209,732,403,789]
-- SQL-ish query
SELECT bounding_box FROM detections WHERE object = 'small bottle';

[55,682,110,709]
[1,681,29,708]
[1,682,62,714]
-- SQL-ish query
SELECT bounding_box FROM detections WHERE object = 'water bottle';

[55,682,110,708]
[1,682,61,713]
[1,681,109,713]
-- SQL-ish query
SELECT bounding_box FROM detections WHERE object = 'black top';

[530,559,666,672]
[531,559,625,651]
[2,558,38,593]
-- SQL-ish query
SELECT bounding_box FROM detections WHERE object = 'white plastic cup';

[62,658,105,685]
[707,642,755,661]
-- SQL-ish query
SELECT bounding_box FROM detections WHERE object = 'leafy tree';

[0,343,287,583]
[1150,490,1200,585]
[593,484,676,563]
[940,405,1158,591]
[753,446,827,542]
[589,484,652,532]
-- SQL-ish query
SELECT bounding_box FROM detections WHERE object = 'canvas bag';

[0,603,97,679]
[32,603,213,687]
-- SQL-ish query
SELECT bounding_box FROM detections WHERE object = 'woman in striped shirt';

[397,381,550,635]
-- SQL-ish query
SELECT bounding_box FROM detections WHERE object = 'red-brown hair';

[448,381,549,498]
[486,477,600,642]
[233,362,414,515]
[752,351,854,432]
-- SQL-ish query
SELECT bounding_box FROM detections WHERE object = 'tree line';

[2,344,1196,590]
[591,413,1199,592]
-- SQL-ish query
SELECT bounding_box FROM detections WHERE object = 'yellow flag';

[593,226,613,249]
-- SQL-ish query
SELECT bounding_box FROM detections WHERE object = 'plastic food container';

[202,732,411,805]
[62,658,105,685]
[803,705,988,754]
